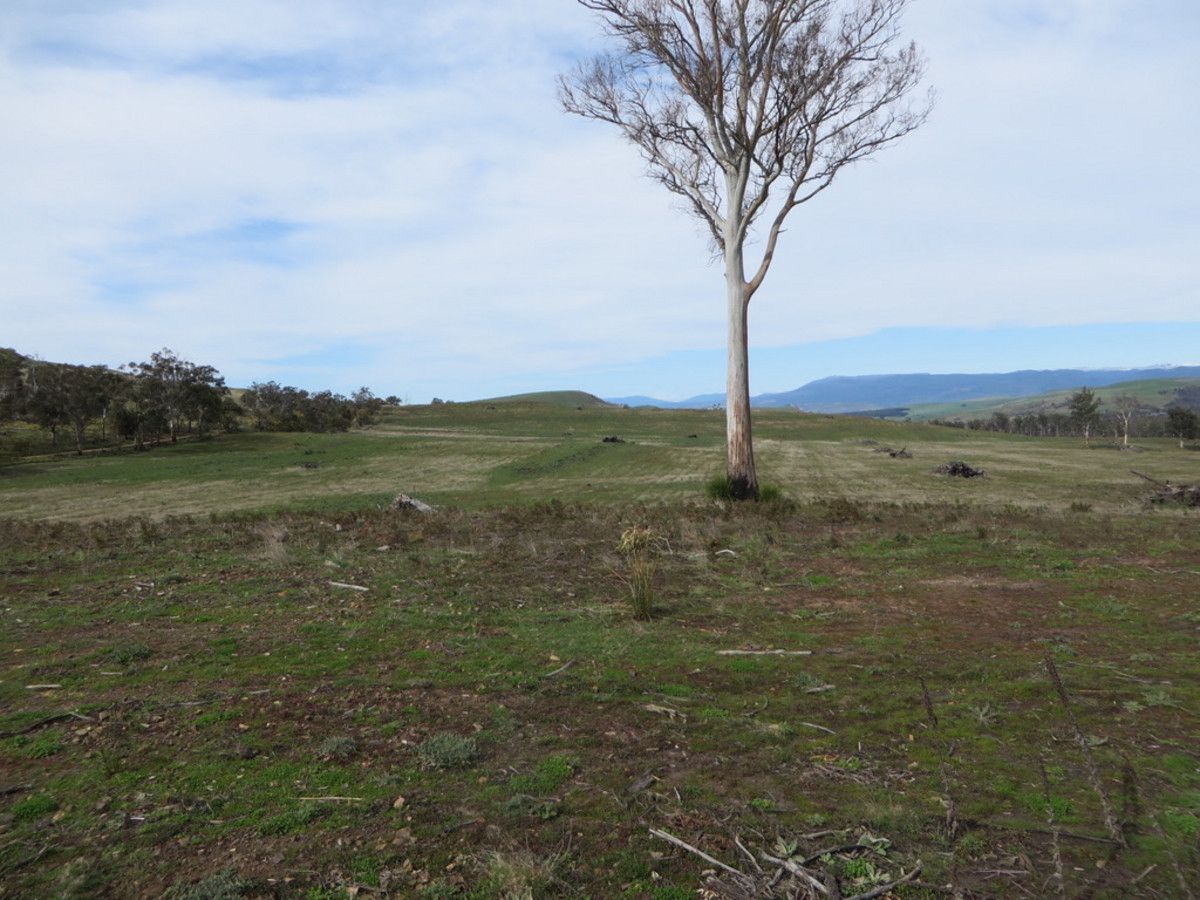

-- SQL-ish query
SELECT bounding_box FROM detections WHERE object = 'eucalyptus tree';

[562,0,930,498]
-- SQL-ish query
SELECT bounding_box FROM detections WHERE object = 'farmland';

[1,400,1198,898]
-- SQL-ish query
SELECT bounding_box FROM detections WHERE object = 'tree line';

[0,347,393,456]
[931,387,1199,447]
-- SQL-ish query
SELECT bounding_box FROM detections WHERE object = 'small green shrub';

[509,755,575,795]
[417,732,478,770]
[758,484,785,503]
[258,803,325,836]
[110,642,153,665]
[12,732,63,759]
[317,735,359,761]
[705,474,785,503]
[704,474,737,501]
[12,793,58,823]
[1162,810,1200,838]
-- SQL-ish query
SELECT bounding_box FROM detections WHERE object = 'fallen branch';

[845,865,921,900]
[542,660,574,679]
[649,828,743,878]
[0,711,94,739]
[760,851,829,895]
[23,684,62,691]
[718,649,813,657]
[0,784,32,797]
[973,820,1121,846]
[297,796,365,803]
[1044,656,1125,846]
[328,581,369,592]
[797,721,837,736]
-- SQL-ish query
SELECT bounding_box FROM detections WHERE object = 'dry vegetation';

[1,404,1198,897]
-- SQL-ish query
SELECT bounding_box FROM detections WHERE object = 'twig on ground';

[1040,759,1066,896]
[732,835,763,873]
[542,659,574,679]
[797,721,836,736]
[649,828,743,878]
[0,710,95,739]
[0,784,32,797]
[328,581,369,592]
[1044,655,1125,846]
[718,649,813,656]
[297,796,365,803]
[759,851,829,895]
[844,866,921,900]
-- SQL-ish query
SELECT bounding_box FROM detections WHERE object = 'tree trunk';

[724,242,757,500]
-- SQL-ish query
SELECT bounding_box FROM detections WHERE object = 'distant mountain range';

[606,366,1200,414]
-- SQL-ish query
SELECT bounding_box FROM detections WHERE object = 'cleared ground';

[1,404,1197,898]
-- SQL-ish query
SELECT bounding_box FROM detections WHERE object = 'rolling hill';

[606,365,1200,413]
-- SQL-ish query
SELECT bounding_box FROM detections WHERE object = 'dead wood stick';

[718,649,813,656]
[297,796,365,803]
[759,852,829,895]
[1129,469,1168,487]
[1044,655,1125,846]
[542,659,574,679]
[0,784,32,797]
[845,865,921,900]
[798,721,837,736]
[0,711,94,739]
[732,835,763,873]
[1040,759,1066,896]
[973,820,1120,846]
[649,828,743,878]
[328,581,369,592]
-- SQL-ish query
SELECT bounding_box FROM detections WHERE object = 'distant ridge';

[607,366,1200,413]
[469,390,613,408]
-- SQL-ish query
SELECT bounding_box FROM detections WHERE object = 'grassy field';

[1,403,1198,898]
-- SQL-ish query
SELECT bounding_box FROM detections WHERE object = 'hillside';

[608,365,1200,412]
[469,390,613,408]
[901,376,1200,421]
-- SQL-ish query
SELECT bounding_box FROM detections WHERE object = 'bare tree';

[562,0,930,498]
[1112,394,1139,447]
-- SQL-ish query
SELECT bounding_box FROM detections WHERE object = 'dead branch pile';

[934,461,985,478]
[1130,470,1200,507]
[872,446,912,459]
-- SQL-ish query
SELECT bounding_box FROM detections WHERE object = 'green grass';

[2,402,1195,521]
[0,400,1197,896]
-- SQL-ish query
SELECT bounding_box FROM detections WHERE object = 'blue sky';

[2,1,1197,401]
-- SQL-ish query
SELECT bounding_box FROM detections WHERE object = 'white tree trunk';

[724,240,757,499]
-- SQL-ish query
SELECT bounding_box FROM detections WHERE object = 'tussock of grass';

[417,732,479,770]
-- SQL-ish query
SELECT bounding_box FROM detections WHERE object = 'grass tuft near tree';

[562,0,931,499]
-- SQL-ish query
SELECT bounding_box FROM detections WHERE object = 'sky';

[2,0,1198,402]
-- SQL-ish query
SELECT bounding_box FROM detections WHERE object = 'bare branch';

[563,0,930,267]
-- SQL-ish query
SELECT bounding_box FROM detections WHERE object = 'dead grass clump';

[477,848,568,899]
[417,732,479,770]
[617,526,657,619]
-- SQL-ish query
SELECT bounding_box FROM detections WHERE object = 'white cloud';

[1,1,1197,398]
